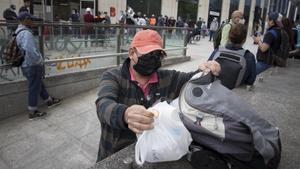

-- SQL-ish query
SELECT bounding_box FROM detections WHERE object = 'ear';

[128,48,135,59]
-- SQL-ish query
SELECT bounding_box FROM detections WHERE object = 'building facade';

[1,0,299,34]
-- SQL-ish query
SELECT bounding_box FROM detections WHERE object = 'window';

[229,0,240,19]
[177,0,198,22]
[127,0,162,17]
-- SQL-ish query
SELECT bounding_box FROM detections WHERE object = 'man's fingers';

[127,113,154,124]
[128,124,143,134]
[129,121,154,131]
[199,63,209,71]
[142,110,155,118]
[207,61,221,76]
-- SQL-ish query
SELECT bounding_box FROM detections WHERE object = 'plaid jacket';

[95,58,198,161]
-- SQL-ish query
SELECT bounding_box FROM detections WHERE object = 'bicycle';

[0,27,7,64]
[94,28,114,49]
[55,35,83,52]
[43,25,83,53]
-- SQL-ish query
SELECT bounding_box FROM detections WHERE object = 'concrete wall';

[0,67,105,120]
[248,0,256,36]
[221,0,231,22]
[161,0,178,18]
[0,56,190,120]
[239,0,245,13]
[197,0,209,23]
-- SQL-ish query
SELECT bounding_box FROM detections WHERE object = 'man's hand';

[253,35,262,44]
[199,60,221,76]
[124,105,154,134]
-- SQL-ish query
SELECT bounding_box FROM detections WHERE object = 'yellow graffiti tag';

[54,55,92,71]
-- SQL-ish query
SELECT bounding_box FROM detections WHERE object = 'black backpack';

[211,47,247,89]
[2,29,26,67]
[269,28,290,67]
[213,23,232,49]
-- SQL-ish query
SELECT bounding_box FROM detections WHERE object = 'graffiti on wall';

[50,54,92,71]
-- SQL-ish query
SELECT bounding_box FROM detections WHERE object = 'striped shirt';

[95,58,198,161]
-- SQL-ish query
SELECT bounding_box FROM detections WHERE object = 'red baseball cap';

[130,30,164,54]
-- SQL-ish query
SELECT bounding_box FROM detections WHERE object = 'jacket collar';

[121,58,131,80]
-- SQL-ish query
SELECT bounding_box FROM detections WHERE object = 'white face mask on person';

[239,19,245,24]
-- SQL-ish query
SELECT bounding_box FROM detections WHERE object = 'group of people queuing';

[124,10,218,41]
[3,2,219,43]
[2,0,42,36]
[186,17,218,43]
[52,7,112,47]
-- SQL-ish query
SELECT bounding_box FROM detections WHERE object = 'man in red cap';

[95,29,221,161]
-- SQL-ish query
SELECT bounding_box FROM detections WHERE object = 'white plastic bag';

[135,101,192,165]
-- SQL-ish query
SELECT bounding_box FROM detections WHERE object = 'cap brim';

[135,44,164,55]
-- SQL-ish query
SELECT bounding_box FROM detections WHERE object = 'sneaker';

[47,97,62,108]
[28,110,47,120]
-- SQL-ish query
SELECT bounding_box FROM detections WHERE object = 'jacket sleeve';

[220,24,231,47]
[95,70,128,129]
[17,30,43,65]
[244,52,257,85]
[167,69,200,98]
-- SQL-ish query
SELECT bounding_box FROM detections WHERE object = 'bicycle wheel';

[103,36,111,49]
[66,38,83,53]
[55,36,66,51]
[44,39,53,51]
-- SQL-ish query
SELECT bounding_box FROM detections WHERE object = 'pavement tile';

[56,113,100,139]
[0,115,49,149]
[0,131,49,169]
[45,106,80,124]
[22,134,95,169]
[0,156,10,169]
[80,128,101,151]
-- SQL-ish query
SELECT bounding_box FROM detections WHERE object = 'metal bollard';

[246,85,253,91]
[123,156,133,169]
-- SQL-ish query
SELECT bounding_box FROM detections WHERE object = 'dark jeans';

[256,61,271,75]
[187,28,201,43]
[22,65,50,111]
[209,30,215,41]
[72,26,80,38]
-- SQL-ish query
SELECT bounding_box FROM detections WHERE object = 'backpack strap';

[13,28,28,37]
[214,47,247,87]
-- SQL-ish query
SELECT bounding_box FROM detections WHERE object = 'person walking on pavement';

[3,4,18,35]
[16,12,62,120]
[220,10,244,47]
[95,29,221,161]
[209,17,219,41]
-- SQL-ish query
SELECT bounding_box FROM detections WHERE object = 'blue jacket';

[15,25,43,67]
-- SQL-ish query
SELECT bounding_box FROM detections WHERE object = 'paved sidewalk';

[0,37,299,169]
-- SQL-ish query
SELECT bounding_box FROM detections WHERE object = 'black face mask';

[133,50,164,76]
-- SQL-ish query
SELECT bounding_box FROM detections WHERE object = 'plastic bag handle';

[135,133,145,165]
